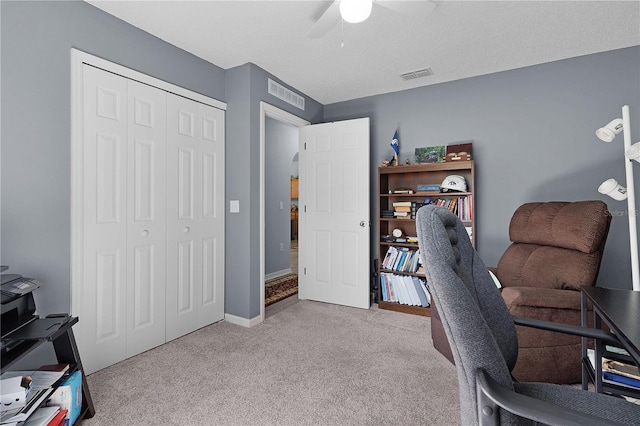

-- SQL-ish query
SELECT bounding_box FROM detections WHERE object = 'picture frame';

[415,146,446,163]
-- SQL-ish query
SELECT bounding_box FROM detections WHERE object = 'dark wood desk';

[1,316,96,422]
[581,287,640,396]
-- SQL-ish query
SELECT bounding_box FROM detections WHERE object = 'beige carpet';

[82,301,460,425]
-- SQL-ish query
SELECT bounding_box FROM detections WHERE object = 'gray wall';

[265,117,298,276]
[323,46,640,290]
[1,0,226,315]
[224,63,323,320]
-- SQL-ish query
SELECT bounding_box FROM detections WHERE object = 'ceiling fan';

[307,0,436,39]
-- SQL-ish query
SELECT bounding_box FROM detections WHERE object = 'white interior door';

[166,93,225,341]
[298,118,370,309]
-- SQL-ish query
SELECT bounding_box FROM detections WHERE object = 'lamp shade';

[626,142,640,163]
[596,118,624,142]
[340,0,373,23]
[598,178,627,201]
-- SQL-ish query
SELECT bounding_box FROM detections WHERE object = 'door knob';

[360,221,367,227]
[184,226,190,233]
[141,230,149,237]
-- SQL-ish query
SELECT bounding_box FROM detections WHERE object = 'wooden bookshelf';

[377,161,475,316]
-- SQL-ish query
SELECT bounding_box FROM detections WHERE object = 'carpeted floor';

[82,300,460,425]
[265,273,298,306]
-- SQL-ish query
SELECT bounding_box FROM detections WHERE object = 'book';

[393,206,411,212]
[412,277,430,307]
[380,273,388,301]
[46,409,67,426]
[38,365,69,374]
[392,201,412,207]
[45,370,82,426]
[385,274,397,302]
[403,275,421,306]
[603,358,640,381]
[603,371,640,389]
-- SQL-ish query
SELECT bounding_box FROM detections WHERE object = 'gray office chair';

[415,205,640,426]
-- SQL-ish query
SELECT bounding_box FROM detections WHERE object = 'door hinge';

[304,142,307,150]
[304,267,307,275]
[304,205,307,213]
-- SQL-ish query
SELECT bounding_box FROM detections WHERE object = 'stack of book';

[587,348,640,390]
[432,195,473,221]
[381,247,421,273]
[380,273,430,307]
[392,201,421,219]
[380,210,395,219]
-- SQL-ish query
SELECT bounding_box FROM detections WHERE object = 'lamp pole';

[622,105,640,291]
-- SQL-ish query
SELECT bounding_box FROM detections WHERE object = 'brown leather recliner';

[430,200,611,384]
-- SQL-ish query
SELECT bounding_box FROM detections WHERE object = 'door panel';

[166,94,224,341]
[196,102,225,328]
[80,65,128,373]
[299,118,370,309]
[125,79,167,357]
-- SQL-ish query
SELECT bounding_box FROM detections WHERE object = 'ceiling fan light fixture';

[339,0,373,24]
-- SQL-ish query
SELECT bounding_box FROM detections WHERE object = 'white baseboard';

[224,312,263,328]
[265,268,292,281]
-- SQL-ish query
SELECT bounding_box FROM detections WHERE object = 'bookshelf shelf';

[377,161,476,316]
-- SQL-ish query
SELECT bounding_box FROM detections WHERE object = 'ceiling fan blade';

[307,1,341,39]
[376,0,436,19]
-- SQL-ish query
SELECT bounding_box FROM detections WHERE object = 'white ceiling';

[87,0,640,105]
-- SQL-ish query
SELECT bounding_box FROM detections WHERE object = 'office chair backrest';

[416,205,519,425]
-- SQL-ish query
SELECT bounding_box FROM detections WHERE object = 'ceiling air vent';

[399,67,434,81]
[268,78,305,111]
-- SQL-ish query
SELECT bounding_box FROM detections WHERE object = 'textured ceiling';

[86,0,640,105]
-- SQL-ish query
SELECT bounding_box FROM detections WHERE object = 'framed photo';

[415,146,446,163]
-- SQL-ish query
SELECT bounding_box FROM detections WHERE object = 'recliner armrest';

[502,286,584,311]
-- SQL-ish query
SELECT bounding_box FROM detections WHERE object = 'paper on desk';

[0,370,65,391]
[0,387,54,424]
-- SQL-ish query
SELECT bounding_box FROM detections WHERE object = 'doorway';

[259,102,310,322]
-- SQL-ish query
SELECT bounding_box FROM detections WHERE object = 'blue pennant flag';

[390,130,399,155]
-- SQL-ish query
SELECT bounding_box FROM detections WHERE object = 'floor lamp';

[596,105,640,291]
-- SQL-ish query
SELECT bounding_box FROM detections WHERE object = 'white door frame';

[259,102,309,323]
[70,48,226,316]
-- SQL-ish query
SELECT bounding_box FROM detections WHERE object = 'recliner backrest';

[416,205,519,425]
[497,201,611,290]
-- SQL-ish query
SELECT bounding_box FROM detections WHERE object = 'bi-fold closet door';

[79,65,224,373]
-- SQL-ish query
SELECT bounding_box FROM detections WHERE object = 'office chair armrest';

[476,369,624,426]
[512,316,620,346]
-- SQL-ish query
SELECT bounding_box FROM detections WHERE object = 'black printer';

[1,266,41,341]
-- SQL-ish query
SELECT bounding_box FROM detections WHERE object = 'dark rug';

[265,273,298,306]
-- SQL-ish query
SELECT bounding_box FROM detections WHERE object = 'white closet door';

[125,79,167,356]
[166,94,225,341]
[80,65,129,373]
[197,101,225,328]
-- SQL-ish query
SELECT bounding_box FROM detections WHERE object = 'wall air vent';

[268,78,305,111]
[399,67,434,81]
